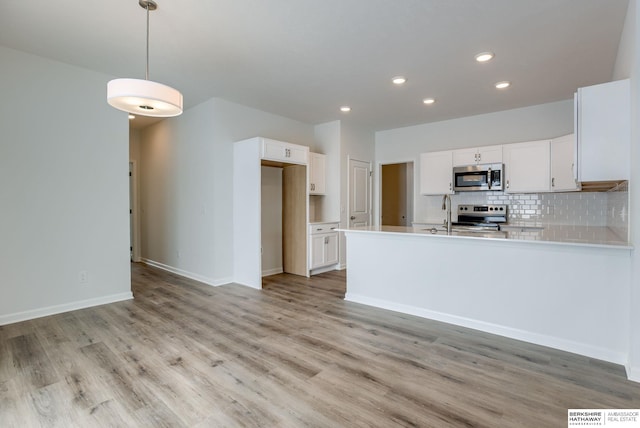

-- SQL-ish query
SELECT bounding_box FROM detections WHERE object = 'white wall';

[138,97,314,285]
[340,122,376,268]
[614,0,640,381]
[313,121,342,223]
[0,47,132,324]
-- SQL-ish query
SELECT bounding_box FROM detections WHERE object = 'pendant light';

[107,0,183,117]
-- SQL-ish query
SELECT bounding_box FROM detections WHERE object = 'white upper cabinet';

[550,133,579,192]
[308,152,326,195]
[420,150,453,195]
[452,145,503,166]
[261,138,308,165]
[503,140,550,193]
[576,79,630,182]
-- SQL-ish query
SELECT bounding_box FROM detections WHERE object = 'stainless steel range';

[453,204,508,231]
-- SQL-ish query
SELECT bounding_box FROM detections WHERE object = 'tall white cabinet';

[233,137,309,289]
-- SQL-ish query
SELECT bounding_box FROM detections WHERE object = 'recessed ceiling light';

[475,52,494,63]
[392,76,407,85]
[495,81,511,89]
[423,98,436,105]
[340,106,351,113]
[128,114,135,120]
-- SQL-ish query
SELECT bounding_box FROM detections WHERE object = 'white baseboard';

[310,264,340,275]
[626,364,640,383]
[262,267,283,277]
[0,292,133,326]
[142,259,232,287]
[345,293,627,367]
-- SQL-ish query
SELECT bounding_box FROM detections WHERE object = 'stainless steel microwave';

[453,163,504,191]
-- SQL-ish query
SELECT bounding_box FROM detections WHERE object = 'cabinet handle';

[449,182,452,191]
[506,180,510,189]
[551,177,555,187]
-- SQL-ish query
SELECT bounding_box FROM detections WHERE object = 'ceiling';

[0,0,630,131]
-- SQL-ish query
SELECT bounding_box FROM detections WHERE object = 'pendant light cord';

[145,2,150,81]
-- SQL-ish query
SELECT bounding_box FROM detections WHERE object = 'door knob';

[350,216,356,220]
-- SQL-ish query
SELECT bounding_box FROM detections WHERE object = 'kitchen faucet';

[442,194,452,234]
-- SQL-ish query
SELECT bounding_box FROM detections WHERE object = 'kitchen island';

[342,225,633,370]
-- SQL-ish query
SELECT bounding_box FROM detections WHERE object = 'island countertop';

[340,225,632,250]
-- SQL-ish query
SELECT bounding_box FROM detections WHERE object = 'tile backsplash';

[419,183,629,240]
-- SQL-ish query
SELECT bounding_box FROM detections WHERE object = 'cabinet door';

[261,139,308,165]
[420,150,453,195]
[551,134,579,192]
[309,153,326,195]
[452,148,479,166]
[262,139,286,161]
[310,234,326,269]
[452,145,503,166]
[503,140,550,193]
[577,79,630,181]
[477,145,503,164]
[324,233,339,265]
[287,144,309,165]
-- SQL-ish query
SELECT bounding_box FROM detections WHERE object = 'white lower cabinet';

[308,222,339,273]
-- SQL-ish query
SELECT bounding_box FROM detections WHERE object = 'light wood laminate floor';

[1,263,639,427]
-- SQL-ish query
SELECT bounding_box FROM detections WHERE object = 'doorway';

[380,162,414,226]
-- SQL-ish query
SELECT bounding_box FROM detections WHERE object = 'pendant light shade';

[107,0,183,117]
[107,78,183,117]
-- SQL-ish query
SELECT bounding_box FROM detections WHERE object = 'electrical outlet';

[79,270,89,285]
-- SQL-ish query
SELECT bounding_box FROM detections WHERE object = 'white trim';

[626,364,640,383]
[345,292,628,366]
[0,292,133,326]
[129,160,142,263]
[142,258,232,287]
[262,267,283,277]
[309,264,339,276]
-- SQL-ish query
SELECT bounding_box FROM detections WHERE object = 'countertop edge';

[338,227,634,251]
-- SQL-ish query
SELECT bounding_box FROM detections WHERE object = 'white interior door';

[349,159,371,227]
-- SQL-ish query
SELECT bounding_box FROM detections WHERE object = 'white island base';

[343,227,632,370]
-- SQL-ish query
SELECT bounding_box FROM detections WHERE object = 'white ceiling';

[0,0,630,131]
